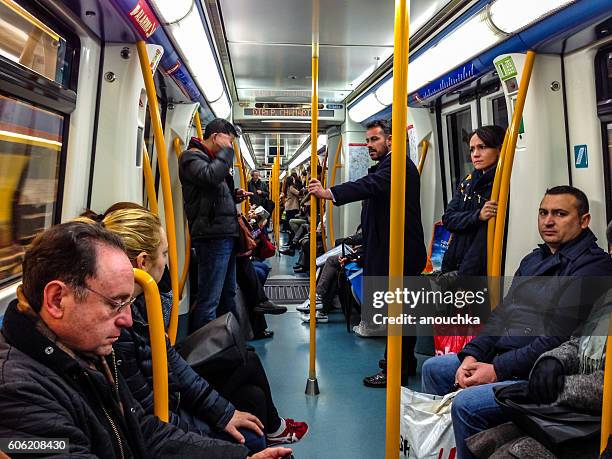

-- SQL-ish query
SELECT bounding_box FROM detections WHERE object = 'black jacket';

[114,295,235,435]
[179,137,238,240]
[248,179,269,207]
[442,168,495,275]
[331,152,426,277]
[0,300,248,458]
[458,229,612,381]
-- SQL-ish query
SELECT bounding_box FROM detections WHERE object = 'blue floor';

[252,239,424,458]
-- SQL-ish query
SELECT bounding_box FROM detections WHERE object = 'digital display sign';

[244,108,334,117]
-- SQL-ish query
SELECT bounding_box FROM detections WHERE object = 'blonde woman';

[81,206,307,452]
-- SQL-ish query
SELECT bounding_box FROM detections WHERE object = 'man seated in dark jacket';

[0,221,291,459]
[420,186,612,459]
[248,170,269,208]
[179,118,251,332]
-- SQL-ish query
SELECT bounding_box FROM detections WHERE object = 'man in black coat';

[248,170,270,208]
[179,118,251,332]
[309,119,427,387]
[421,186,612,459]
[0,221,291,458]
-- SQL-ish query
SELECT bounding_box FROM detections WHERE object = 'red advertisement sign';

[128,0,158,38]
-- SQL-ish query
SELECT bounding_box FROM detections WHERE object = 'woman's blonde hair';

[76,207,162,262]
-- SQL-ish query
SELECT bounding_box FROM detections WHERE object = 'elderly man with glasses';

[0,222,291,459]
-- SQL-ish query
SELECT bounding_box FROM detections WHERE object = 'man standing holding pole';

[308,118,426,387]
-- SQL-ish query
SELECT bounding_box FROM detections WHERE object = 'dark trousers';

[383,335,417,379]
[236,257,268,335]
[205,350,282,433]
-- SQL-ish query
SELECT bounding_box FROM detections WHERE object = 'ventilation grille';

[264,279,310,304]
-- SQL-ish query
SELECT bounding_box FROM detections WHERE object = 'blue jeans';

[421,354,516,459]
[251,260,271,285]
[178,407,266,453]
[192,238,237,331]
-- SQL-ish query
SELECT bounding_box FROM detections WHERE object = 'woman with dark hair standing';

[441,125,505,277]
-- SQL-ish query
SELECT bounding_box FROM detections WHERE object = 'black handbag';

[493,383,600,449]
[176,312,247,375]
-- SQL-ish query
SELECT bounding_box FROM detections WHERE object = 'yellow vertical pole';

[142,145,158,215]
[601,318,612,452]
[486,129,509,277]
[328,137,343,247]
[172,138,190,300]
[491,52,536,282]
[193,110,203,139]
[416,140,429,176]
[232,139,248,214]
[306,0,320,396]
[134,268,169,422]
[136,41,180,345]
[386,0,409,456]
[276,134,281,244]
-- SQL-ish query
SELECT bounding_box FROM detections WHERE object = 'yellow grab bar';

[172,138,190,300]
[142,145,158,215]
[601,316,612,452]
[491,51,536,285]
[417,140,429,176]
[136,41,180,345]
[193,110,203,139]
[232,139,248,214]
[327,137,343,247]
[133,268,169,422]
[487,129,509,278]
[386,0,409,457]
[306,4,320,396]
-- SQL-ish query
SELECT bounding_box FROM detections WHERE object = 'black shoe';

[254,300,287,315]
[280,248,295,256]
[293,266,307,273]
[293,263,302,269]
[363,370,386,388]
[252,329,274,340]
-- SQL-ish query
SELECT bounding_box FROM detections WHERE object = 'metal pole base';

[305,377,320,395]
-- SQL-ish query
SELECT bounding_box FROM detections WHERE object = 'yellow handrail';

[142,145,158,215]
[232,139,248,214]
[487,129,509,277]
[306,0,320,395]
[193,110,203,139]
[133,268,169,422]
[601,316,612,452]
[136,41,180,345]
[327,137,343,247]
[417,140,429,176]
[491,51,536,287]
[172,138,190,300]
[386,0,409,457]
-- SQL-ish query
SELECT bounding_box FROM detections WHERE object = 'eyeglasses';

[83,285,136,314]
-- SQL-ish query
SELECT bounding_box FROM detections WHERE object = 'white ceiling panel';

[245,132,309,167]
[230,43,392,97]
[237,88,349,103]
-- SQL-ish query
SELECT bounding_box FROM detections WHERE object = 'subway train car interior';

[1,0,612,458]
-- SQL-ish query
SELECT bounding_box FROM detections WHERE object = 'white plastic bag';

[315,244,353,267]
[400,388,457,459]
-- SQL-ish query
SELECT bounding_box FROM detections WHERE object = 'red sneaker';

[267,418,309,445]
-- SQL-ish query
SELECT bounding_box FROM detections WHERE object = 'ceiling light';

[150,0,193,24]
[162,6,225,103]
[287,145,312,169]
[280,170,287,180]
[210,92,231,119]
[317,135,327,150]
[407,10,502,92]
[489,0,575,34]
[348,93,386,123]
[239,137,256,170]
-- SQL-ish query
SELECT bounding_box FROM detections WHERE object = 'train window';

[492,95,509,130]
[446,107,473,188]
[0,0,71,86]
[0,93,64,286]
